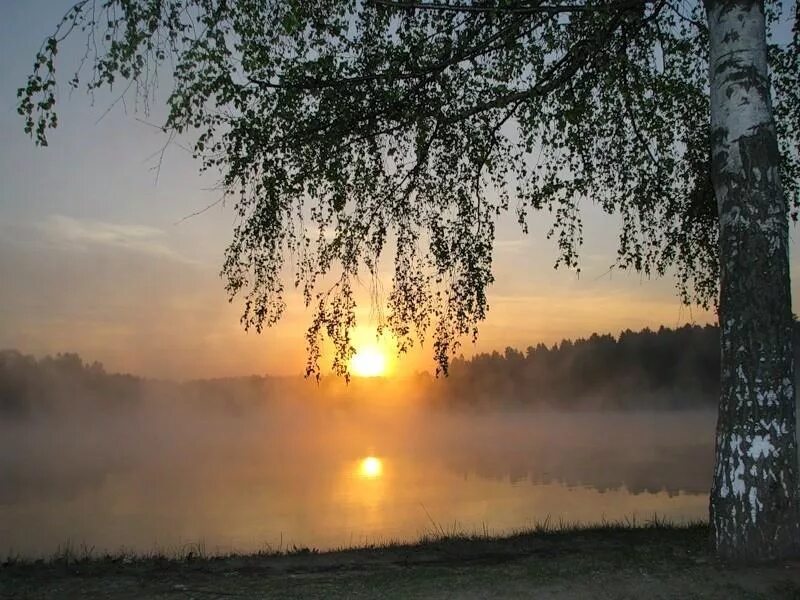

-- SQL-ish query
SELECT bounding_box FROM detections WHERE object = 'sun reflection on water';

[359,456,383,479]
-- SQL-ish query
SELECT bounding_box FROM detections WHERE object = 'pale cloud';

[40,215,195,264]
[494,238,531,251]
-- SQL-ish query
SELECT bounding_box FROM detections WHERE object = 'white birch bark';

[706,0,800,560]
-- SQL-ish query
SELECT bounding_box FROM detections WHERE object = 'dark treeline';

[0,351,141,417]
[3,323,799,415]
[437,323,800,410]
[0,350,284,417]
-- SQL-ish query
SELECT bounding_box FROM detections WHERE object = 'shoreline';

[4,522,800,599]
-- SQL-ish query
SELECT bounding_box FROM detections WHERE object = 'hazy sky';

[1,0,796,379]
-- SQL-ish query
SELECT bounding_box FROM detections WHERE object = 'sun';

[359,456,383,479]
[350,345,387,377]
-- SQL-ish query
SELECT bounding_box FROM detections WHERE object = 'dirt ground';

[3,526,800,599]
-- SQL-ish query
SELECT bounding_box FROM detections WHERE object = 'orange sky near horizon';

[0,205,717,380]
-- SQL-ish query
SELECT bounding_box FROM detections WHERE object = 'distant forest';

[438,323,800,410]
[0,351,142,416]
[3,323,800,415]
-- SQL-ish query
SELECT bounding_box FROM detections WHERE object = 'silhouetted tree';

[19,0,800,560]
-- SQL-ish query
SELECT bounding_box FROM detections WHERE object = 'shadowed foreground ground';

[3,525,800,599]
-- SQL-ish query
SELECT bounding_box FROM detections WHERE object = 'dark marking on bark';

[714,62,770,103]
[739,122,780,176]
[723,30,741,43]
[705,0,763,23]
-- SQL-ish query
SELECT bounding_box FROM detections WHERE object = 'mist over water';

[0,373,714,557]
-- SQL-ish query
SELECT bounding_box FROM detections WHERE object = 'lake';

[0,397,715,557]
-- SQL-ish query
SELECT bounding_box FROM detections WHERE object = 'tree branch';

[263,7,630,154]
[369,0,648,15]
[249,15,540,92]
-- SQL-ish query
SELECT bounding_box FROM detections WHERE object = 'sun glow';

[359,456,383,479]
[350,346,387,378]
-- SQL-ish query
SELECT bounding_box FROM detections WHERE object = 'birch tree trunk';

[706,0,800,561]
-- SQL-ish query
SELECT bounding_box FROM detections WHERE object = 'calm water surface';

[0,401,715,556]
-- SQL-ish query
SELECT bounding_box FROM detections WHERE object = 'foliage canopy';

[18,0,800,376]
